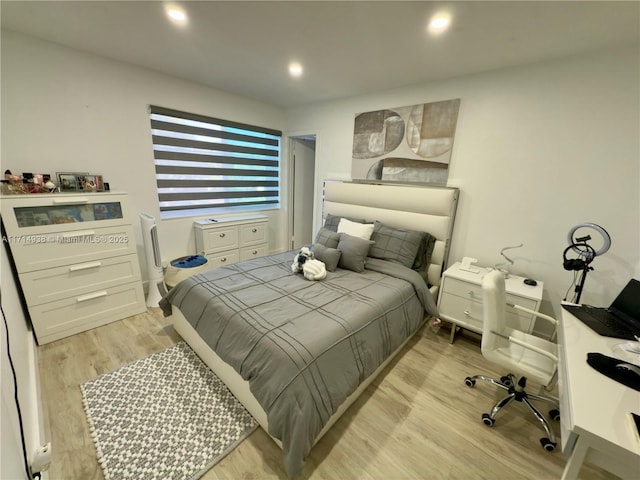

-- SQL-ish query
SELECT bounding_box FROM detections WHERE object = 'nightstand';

[437,262,544,343]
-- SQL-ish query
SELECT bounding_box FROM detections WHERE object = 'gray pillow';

[412,232,436,283]
[310,243,341,271]
[369,221,425,269]
[337,234,374,273]
[315,228,341,248]
[323,214,366,232]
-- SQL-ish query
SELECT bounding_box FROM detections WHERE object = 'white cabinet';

[1,192,146,344]
[437,262,543,343]
[194,215,268,268]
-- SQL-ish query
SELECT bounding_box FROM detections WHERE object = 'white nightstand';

[437,262,544,343]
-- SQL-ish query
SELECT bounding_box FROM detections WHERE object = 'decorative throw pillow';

[337,234,374,273]
[412,232,436,283]
[310,243,342,271]
[315,228,341,249]
[323,214,365,232]
[337,218,375,240]
[369,221,425,269]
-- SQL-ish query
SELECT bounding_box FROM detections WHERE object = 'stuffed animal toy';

[291,246,314,273]
[291,247,327,281]
[302,259,327,281]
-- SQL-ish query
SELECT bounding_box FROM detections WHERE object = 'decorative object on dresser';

[1,192,146,344]
[194,214,268,268]
[81,342,257,480]
[438,261,544,343]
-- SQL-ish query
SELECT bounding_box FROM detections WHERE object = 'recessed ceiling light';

[166,5,188,25]
[428,13,451,34]
[289,62,303,77]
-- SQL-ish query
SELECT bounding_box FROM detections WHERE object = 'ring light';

[563,223,611,304]
[566,223,611,257]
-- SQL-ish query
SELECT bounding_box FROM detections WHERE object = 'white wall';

[1,243,46,479]
[1,30,289,270]
[286,46,640,332]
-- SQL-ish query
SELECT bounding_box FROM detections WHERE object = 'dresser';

[438,262,544,343]
[194,215,268,268]
[1,192,146,344]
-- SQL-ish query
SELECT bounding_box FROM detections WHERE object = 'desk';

[558,306,640,479]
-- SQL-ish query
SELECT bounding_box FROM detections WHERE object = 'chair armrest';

[507,335,559,363]
[510,303,558,327]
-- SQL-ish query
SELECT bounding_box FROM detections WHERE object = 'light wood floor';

[38,309,617,480]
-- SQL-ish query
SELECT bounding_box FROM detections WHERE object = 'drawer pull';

[60,230,96,239]
[69,261,102,272]
[219,233,226,238]
[464,310,471,317]
[252,228,257,233]
[76,291,107,303]
[52,197,89,205]
[220,257,227,262]
[252,250,258,255]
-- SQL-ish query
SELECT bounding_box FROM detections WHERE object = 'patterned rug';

[81,342,257,480]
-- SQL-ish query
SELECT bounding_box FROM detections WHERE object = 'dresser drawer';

[198,227,239,253]
[9,225,136,273]
[204,250,239,268]
[240,244,268,261]
[30,282,146,344]
[20,254,142,306]
[240,223,267,245]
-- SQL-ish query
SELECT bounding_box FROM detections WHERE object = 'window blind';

[149,105,281,218]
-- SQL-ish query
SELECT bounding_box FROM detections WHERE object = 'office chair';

[465,270,560,451]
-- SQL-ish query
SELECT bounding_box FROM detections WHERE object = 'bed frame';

[171,180,459,451]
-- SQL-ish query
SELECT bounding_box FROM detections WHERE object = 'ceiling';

[2,1,638,108]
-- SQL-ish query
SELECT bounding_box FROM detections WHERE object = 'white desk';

[558,306,640,479]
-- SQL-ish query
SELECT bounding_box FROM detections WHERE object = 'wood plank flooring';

[38,309,617,479]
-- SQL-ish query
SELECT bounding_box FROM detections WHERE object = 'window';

[149,105,281,219]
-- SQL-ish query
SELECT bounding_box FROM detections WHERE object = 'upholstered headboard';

[322,180,459,292]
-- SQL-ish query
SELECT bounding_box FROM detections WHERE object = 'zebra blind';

[149,105,281,218]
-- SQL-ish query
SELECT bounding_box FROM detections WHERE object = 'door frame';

[286,130,319,250]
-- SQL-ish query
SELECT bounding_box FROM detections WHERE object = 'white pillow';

[337,218,374,240]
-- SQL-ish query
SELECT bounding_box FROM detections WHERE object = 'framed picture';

[78,174,104,192]
[56,172,86,191]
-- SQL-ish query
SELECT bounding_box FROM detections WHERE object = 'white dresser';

[194,214,268,268]
[1,192,146,344]
[437,262,544,343]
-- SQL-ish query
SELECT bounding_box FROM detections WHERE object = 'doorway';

[289,135,316,249]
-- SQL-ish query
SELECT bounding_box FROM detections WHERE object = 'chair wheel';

[540,438,557,452]
[465,377,475,387]
[500,375,512,387]
[482,413,494,426]
[549,409,560,421]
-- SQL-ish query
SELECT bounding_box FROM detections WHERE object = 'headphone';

[562,242,596,271]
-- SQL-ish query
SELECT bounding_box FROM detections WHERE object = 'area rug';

[81,342,257,480]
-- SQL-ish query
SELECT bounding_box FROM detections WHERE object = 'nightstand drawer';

[439,292,483,332]
[442,277,483,301]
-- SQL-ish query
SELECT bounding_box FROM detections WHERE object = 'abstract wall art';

[351,98,460,185]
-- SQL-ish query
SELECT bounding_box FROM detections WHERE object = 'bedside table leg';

[449,322,457,343]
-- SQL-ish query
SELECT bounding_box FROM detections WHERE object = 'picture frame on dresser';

[57,172,87,191]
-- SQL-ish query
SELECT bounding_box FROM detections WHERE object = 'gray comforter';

[160,251,438,478]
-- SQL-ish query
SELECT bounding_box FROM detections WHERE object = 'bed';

[160,180,459,478]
